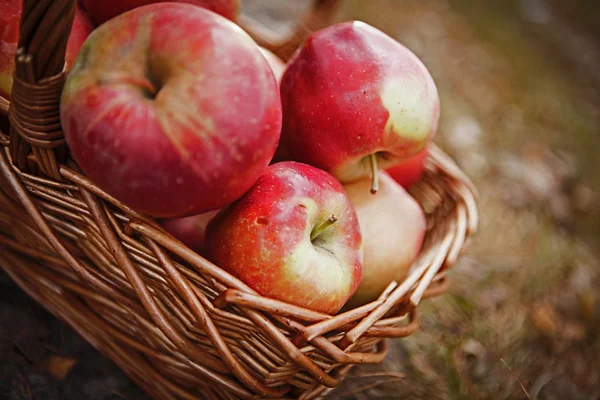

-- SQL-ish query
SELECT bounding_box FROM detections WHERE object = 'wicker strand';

[145,237,291,398]
[8,0,74,178]
[0,148,137,305]
[79,187,231,375]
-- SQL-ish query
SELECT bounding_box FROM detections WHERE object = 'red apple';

[61,4,281,217]
[344,171,425,307]
[205,161,363,314]
[80,0,239,26]
[160,210,218,255]
[386,147,428,189]
[259,47,285,83]
[280,21,439,192]
[0,2,93,99]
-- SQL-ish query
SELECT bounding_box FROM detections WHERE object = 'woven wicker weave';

[0,1,478,399]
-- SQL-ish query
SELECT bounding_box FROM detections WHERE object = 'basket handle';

[8,0,75,179]
[240,0,340,61]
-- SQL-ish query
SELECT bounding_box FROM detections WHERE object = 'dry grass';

[295,0,600,398]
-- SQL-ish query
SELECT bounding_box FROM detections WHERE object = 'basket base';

[0,247,357,400]
[0,251,183,399]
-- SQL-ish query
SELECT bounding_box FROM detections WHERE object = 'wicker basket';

[0,1,478,399]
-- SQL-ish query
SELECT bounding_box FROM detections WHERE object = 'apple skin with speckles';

[205,162,363,314]
[80,0,239,26]
[61,4,281,217]
[280,21,439,184]
[0,1,93,99]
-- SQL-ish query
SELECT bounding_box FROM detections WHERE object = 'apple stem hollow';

[369,154,379,194]
[310,214,338,242]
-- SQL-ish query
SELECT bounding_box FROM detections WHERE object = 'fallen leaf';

[43,355,78,381]
[530,304,559,338]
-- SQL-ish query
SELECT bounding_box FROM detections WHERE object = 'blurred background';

[1,0,599,399]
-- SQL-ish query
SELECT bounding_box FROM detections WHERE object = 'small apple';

[259,47,285,83]
[80,0,239,26]
[205,161,363,314]
[0,2,93,99]
[160,210,218,256]
[280,21,439,192]
[61,4,281,217]
[386,147,428,189]
[344,171,425,308]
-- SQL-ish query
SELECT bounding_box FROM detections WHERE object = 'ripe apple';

[80,0,239,26]
[160,210,218,256]
[344,171,425,308]
[259,47,285,83]
[0,2,93,99]
[386,147,428,189]
[61,4,281,217]
[280,21,439,193]
[205,161,363,314]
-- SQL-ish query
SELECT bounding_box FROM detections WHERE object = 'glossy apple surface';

[206,162,363,314]
[80,0,239,25]
[344,171,425,307]
[61,4,281,217]
[280,21,439,185]
[0,2,93,99]
[386,147,428,189]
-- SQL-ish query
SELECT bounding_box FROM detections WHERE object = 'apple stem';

[310,215,338,242]
[369,154,379,194]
